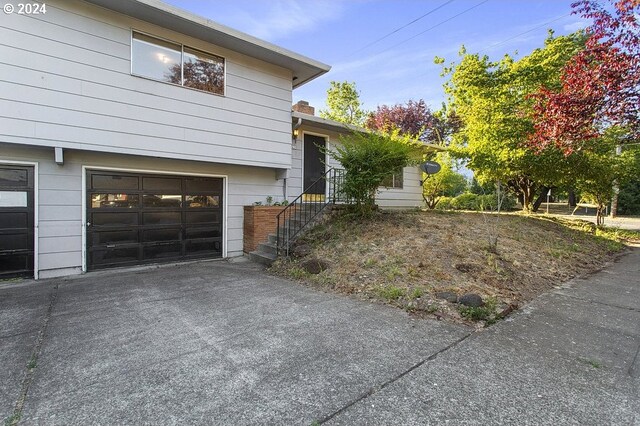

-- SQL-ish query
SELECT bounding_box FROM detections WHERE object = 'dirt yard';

[271,210,639,327]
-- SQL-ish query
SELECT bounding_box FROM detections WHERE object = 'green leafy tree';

[326,130,423,216]
[572,128,640,225]
[439,32,585,211]
[422,153,467,209]
[618,177,640,215]
[319,81,367,126]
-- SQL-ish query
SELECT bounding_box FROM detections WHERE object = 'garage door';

[0,165,35,279]
[86,171,223,270]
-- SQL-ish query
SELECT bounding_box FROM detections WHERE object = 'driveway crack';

[555,292,640,313]
[8,283,59,425]
[629,341,640,378]
[316,331,474,424]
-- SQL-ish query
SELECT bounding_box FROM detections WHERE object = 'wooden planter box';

[243,205,285,253]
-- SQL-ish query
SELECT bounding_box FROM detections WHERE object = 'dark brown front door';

[0,165,35,279]
[303,134,326,194]
[86,171,223,270]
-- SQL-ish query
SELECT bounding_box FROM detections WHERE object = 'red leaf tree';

[529,0,639,154]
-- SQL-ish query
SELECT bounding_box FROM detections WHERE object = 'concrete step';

[249,249,277,266]
[257,241,277,256]
[267,233,277,244]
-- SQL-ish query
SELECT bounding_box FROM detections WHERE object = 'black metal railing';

[276,168,349,256]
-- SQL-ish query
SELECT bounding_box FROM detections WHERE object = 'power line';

[349,0,456,57]
[477,12,573,54]
[376,0,490,56]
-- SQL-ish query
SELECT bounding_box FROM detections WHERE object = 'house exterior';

[291,103,430,209]
[0,0,433,280]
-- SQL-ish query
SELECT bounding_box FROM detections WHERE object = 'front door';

[0,165,35,279]
[303,134,326,198]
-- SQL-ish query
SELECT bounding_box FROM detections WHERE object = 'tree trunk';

[519,180,535,211]
[532,186,550,212]
[568,189,576,207]
[596,204,606,226]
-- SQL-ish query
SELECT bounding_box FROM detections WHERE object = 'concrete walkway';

[1,250,638,425]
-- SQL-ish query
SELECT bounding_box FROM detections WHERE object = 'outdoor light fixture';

[293,129,299,138]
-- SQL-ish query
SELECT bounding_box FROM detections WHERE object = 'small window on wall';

[131,31,225,96]
[381,168,404,189]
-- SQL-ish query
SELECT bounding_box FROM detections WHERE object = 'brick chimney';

[292,100,314,115]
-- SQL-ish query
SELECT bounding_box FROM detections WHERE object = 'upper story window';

[131,31,225,96]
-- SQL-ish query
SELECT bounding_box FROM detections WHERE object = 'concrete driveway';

[1,252,639,425]
[1,260,468,425]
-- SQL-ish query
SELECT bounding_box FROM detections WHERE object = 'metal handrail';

[276,168,348,256]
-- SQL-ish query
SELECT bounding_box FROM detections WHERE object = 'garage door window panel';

[92,212,139,226]
[144,243,182,259]
[142,228,181,243]
[91,247,139,265]
[186,211,219,224]
[185,195,219,208]
[0,234,29,251]
[92,194,139,209]
[186,239,221,254]
[91,174,139,190]
[185,227,220,239]
[92,230,138,245]
[143,211,181,225]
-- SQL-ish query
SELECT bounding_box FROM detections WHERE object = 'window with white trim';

[381,168,404,189]
[131,31,225,96]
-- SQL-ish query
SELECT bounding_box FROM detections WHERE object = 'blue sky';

[165,0,588,114]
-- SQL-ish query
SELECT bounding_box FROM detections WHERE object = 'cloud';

[222,0,347,41]
[563,20,588,32]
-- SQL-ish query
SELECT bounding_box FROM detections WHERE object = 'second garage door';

[86,171,223,270]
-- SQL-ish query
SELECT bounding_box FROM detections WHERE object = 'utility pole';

[610,144,622,218]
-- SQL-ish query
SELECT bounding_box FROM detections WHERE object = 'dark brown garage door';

[0,165,35,279]
[86,171,223,270]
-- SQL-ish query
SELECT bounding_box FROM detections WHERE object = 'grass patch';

[459,298,498,322]
[578,358,603,369]
[4,413,21,426]
[27,356,37,369]
[409,287,424,299]
[375,285,406,301]
[288,267,309,280]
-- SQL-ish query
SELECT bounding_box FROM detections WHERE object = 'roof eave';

[83,0,331,88]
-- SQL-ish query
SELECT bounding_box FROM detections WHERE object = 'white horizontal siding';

[376,167,424,208]
[0,0,294,169]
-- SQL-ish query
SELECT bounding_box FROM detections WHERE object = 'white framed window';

[131,31,225,96]
[381,168,404,189]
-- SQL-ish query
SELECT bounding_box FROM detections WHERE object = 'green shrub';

[442,193,517,211]
[435,196,454,210]
[326,130,423,216]
[451,193,480,210]
[478,194,517,211]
